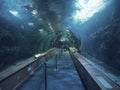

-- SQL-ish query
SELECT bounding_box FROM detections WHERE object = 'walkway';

[17,49,85,90]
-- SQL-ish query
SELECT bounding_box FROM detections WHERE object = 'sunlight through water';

[73,0,112,24]
[9,10,19,17]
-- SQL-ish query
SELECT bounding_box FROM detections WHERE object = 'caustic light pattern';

[73,0,111,23]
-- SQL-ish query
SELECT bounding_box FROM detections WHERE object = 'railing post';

[55,54,58,71]
[44,62,47,90]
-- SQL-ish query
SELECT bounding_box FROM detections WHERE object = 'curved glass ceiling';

[73,0,112,24]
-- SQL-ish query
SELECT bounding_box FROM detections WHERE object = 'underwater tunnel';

[0,0,120,90]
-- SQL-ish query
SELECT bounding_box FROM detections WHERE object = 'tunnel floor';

[17,49,85,90]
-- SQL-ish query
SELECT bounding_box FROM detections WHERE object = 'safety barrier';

[70,51,120,90]
[0,48,56,90]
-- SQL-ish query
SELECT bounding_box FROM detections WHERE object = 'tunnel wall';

[70,51,120,90]
[0,0,56,71]
[0,48,56,90]
[74,0,120,70]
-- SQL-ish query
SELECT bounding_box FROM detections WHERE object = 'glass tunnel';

[0,0,120,90]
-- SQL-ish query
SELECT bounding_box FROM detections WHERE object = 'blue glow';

[73,0,111,23]
[60,37,66,42]
[9,10,19,17]
[1,0,34,22]
[28,22,34,26]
